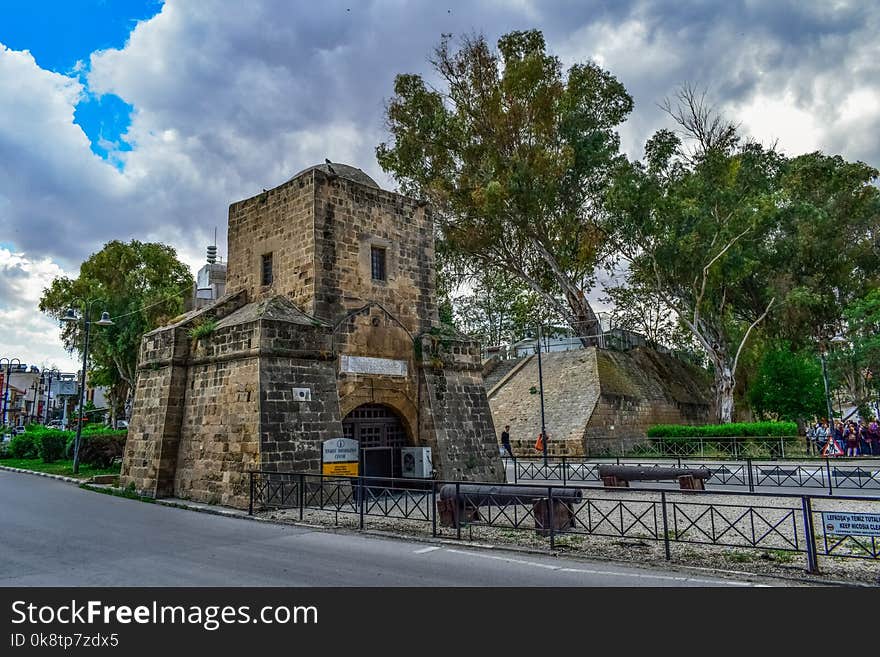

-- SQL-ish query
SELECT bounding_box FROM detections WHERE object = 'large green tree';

[39,240,194,424]
[377,30,633,343]
[768,152,880,348]
[607,86,880,423]
[607,87,783,422]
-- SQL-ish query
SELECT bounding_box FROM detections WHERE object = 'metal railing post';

[747,458,754,493]
[699,438,704,458]
[298,473,304,521]
[248,471,254,516]
[780,436,785,459]
[661,491,670,561]
[826,459,833,496]
[359,475,365,530]
[548,487,555,551]
[431,483,437,537]
[455,482,461,541]
[801,496,819,574]
[513,458,518,484]
[562,456,567,486]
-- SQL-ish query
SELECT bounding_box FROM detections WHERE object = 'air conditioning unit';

[400,447,433,478]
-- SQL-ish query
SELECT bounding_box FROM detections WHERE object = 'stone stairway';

[482,356,528,391]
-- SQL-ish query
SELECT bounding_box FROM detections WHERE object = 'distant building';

[187,245,227,311]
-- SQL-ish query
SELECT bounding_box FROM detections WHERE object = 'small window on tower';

[261,253,273,286]
[371,246,386,282]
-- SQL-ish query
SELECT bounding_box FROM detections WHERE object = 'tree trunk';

[565,289,601,347]
[714,362,735,424]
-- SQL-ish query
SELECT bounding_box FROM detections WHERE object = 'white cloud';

[0,249,79,371]
[1,1,879,365]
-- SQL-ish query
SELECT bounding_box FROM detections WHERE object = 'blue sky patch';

[74,93,135,162]
[0,0,163,163]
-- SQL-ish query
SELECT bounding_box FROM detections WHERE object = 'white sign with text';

[340,355,407,377]
[821,511,880,537]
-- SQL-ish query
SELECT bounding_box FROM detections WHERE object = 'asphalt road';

[0,471,766,587]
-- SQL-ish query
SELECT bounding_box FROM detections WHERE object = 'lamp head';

[96,311,114,327]
[61,308,77,323]
[830,334,848,344]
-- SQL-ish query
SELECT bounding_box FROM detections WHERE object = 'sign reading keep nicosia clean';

[822,511,880,537]
[322,438,359,477]
[340,355,407,377]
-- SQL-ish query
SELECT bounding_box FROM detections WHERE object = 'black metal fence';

[593,435,823,459]
[504,456,880,494]
[249,470,880,574]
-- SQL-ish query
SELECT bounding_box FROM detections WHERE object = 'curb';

[0,464,82,485]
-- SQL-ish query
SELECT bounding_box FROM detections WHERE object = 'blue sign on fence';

[822,511,880,537]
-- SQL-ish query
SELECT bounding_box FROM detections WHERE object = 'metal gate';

[342,404,408,480]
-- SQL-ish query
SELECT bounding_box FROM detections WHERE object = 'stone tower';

[120,163,504,508]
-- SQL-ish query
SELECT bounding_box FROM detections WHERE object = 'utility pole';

[536,324,548,467]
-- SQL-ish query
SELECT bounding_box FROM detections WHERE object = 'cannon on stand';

[438,484,583,536]
[597,465,711,490]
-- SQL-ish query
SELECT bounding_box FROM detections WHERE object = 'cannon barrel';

[439,484,582,506]
[597,465,711,481]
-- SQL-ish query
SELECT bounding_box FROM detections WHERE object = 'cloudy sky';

[1,0,878,371]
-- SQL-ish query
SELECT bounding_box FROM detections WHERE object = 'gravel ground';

[257,486,880,585]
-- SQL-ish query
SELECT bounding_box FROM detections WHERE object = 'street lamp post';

[42,368,60,424]
[0,357,21,427]
[536,324,548,467]
[28,381,39,424]
[61,302,113,474]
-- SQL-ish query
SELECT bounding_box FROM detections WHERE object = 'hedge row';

[646,421,798,438]
[1,425,126,466]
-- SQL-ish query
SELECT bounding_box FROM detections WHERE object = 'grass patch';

[79,482,154,503]
[725,550,757,563]
[762,549,797,563]
[1,458,120,479]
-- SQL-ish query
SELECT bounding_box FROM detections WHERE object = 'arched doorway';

[342,403,410,480]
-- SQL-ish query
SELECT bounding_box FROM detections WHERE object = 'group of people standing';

[807,418,880,456]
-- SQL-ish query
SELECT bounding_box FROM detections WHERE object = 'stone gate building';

[120,163,504,508]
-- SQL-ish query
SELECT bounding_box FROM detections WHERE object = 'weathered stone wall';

[335,305,420,442]
[260,356,343,473]
[312,169,437,335]
[419,335,504,482]
[485,346,712,457]
[120,325,190,497]
[173,316,262,508]
[258,308,343,474]
[583,348,711,455]
[226,174,317,310]
[488,350,601,457]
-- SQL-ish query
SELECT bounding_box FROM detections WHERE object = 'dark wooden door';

[342,404,408,479]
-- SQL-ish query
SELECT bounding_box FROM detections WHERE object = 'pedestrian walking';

[500,424,514,459]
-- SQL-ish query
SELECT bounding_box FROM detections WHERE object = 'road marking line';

[443,548,764,586]
[413,546,441,554]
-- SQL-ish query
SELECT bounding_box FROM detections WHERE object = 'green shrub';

[38,431,67,463]
[646,421,798,438]
[9,433,39,459]
[188,318,217,340]
[70,432,127,469]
